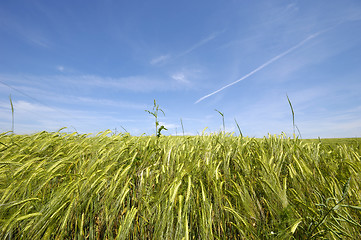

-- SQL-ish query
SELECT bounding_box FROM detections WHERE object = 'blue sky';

[0,0,361,138]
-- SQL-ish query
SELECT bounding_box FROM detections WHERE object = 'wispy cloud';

[80,75,180,92]
[0,99,144,134]
[159,122,179,130]
[26,33,51,48]
[171,73,190,85]
[149,31,223,66]
[0,73,192,93]
[0,9,51,48]
[56,65,65,72]
[0,99,70,132]
[10,100,56,113]
[178,32,220,57]
[0,74,152,120]
[297,111,361,138]
[76,97,146,110]
[150,54,170,65]
[194,29,328,104]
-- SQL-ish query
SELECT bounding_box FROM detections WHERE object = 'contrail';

[195,31,323,104]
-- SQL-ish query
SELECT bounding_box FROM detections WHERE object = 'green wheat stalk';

[9,95,14,133]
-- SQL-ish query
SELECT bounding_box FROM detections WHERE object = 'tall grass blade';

[9,95,14,133]
[286,94,295,137]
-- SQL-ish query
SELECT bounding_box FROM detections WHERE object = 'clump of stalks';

[145,99,167,137]
[1,130,360,239]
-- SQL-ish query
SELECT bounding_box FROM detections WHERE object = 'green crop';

[1,130,360,239]
[145,99,167,138]
[9,95,14,134]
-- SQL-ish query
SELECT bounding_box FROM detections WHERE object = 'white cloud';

[150,55,170,65]
[178,31,221,57]
[0,9,52,49]
[150,32,222,66]
[82,75,172,92]
[57,65,65,72]
[0,99,145,134]
[26,33,51,48]
[0,100,56,117]
[195,31,325,103]
[149,32,221,65]
[0,73,194,94]
[76,97,146,110]
[0,100,71,133]
[159,122,179,130]
[14,100,56,113]
[298,117,361,138]
[171,73,190,84]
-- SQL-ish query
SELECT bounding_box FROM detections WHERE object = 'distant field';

[304,137,361,147]
[1,131,360,239]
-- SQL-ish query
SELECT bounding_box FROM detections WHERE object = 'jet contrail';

[195,31,323,104]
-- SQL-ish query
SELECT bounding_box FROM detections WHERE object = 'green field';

[1,130,361,239]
